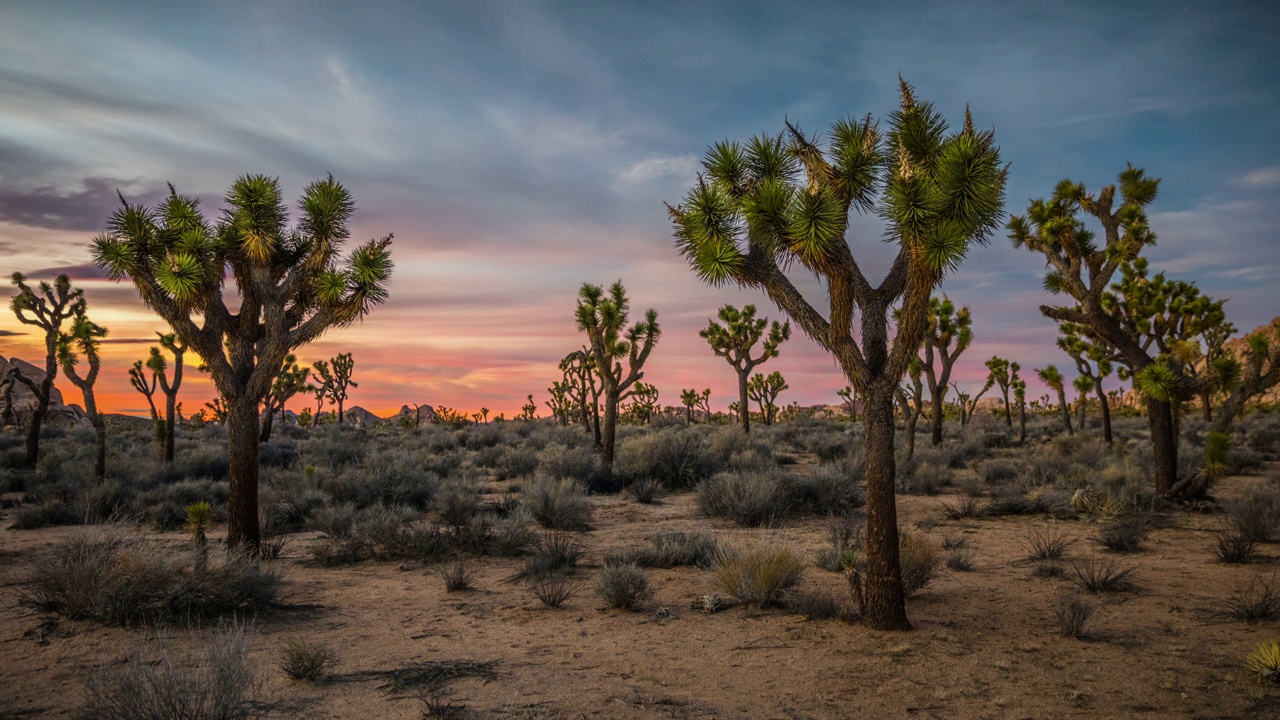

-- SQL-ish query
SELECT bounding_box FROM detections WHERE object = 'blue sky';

[1,0,1277,414]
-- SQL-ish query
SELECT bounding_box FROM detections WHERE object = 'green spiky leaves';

[1133,361,1178,402]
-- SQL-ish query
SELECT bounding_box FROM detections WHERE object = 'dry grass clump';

[608,531,719,569]
[524,476,592,530]
[279,636,336,681]
[815,513,861,572]
[1051,591,1095,638]
[696,470,787,527]
[1216,573,1280,623]
[1094,516,1148,553]
[594,564,652,610]
[1224,488,1280,543]
[511,532,583,581]
[529,573,575,608]
[1213,527,1259,563]
[939,496,987,520]
[898,531,942,596]
[1022,526,1075,563]
[81,623,258,720]
[441,559,477,592]
[1068,556,1136,593]
[24,531,280,625]
[712,543,803,609]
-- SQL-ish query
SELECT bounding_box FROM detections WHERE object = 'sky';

[1,0,1277,418]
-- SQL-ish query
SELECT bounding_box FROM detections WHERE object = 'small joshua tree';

[185,500,212,571]
[93,175,392,549]
[8,273,82,466]
[919,296,973,444]
[1037,365,1073,435]
[128,358,162,454]
[896,358,926,462]
[1058,322,1115,445]
[624,382,660,424]
[668,81,1005,629]
[313,352,357,424]
[700,304,790,432]
[56,304,108,480]
[984,356,1019,428]
[560,349,602,444]
[1012,377,1028,445]
[575,281,660,465]
[837,386,858,422]
[680,388,700,423]
[260,354,309,442]
[148,334,187,462]
[546,382,573,425]
[747,371,787,426]
[1072,375,1094,433]
[518,393,538,421]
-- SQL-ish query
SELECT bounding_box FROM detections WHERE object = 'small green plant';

[946,548,975,572]
[1247,639,1280,684]
[279,636,336,681]
[185,501,212,569]
[595,564,652,610]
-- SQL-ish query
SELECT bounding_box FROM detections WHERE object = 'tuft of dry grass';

[712,543,803,609]
[279,636,336,681]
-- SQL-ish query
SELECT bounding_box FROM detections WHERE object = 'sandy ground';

[2,469,1279,719]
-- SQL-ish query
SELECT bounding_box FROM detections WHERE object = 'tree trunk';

[1018,404,1026,445]
[591,398,602,448]
[226,396,261,551]
[24,389,49,466]
[738,371,751,433]
[1200,390,1213,422]
[1147,398,1178,495]
[1057,390,1073,435]
[601,388,618,466]
[260,407,275,442]
[903,407,919,462]
[1077,396,1087,434]
[1096,385,1112,446]
[83,390,106,481]
[929,390,943,446]
[164,391,177,463]
[861,384,910,631]
[1002,389,1012,427]
[337,399,345,425]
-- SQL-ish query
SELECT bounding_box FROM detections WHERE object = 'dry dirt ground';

[2,470,1279,719]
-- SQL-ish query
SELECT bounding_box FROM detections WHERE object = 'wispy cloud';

[1241,166,1280,187]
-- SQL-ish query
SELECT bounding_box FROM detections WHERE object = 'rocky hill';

[0,356,86,426]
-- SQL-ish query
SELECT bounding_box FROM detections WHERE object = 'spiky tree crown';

[575,281,660,388]
[700,303,791,366]
[55,305,107,384]
[10,273,83,336]
[926,295,972,353]
[1036,365,1065,392]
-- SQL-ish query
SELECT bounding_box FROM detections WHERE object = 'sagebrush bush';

[82,623,258,720]
[1214,528,1258,563]
[712,544,803,609]
[898,461,951,495]
[898,531,941,596]
[536,442,609,490]
[279,636,336,681]
[614,429,718,490]
[1224,488,1279,543]
[788,465,865,515]
[529,573,574,608]
[595,564,652,610]
[524,476,592,530]
[609,531,720,569]
[441,559,477,592]
[24,532,281,625]
[696,470,787,527]
[514,532,583,580]
[435,477,483,527]
[1095,517,1147,553]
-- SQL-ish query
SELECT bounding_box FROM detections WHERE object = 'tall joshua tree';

[747,371,787,426]
[1009,167,1226,495]
[9,273,83,466]
[919,296,972,444]
[1036,365,1072,435]
[93,175,393,549]
[1057,322,1114,445]
[700,304,790,432]
[984,356,1019,427]
[669,81,1006,630]
[260,354,309,441]
[147,334,187,462]
[575,281,660,465]
[560,349,602,445]
[56,305,108,480]
[1072,375,1094,434]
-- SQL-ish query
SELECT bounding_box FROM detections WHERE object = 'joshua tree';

[1195,320,1236,421]
[128,359,162,453]
[1012,377,1027,445]
[747,371,787,426]
[1058,322,1114,444]
[919,296,973,444]
[8,273,82,466]
[260,354,309,441]
[962,373,995,425]
[837,386,858,422]
[983,356,1019,427]
[700,304,790,432]
[547,382,573,425]
[93,175,393,549]
[575,281,660,465]
[185,500,212,572]
[625,381,660,424]
[560,349,602,445]
[1036,365,1072,435]
[314,352,357,424]
[205,397,229,425]
[669,81,1006,629]
[680,388,700,423]
[518,393,538,421]
[56,304,108,480]
[1210,325,1280,437]
[895,358,926,462]
[148,334,187,462]
[1072,375,1094,434]
[695,388,712,420]
[309,359,330,420]
[1009,167,1229,495]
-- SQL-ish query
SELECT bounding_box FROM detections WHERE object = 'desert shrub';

[898,531,941,596]
[1246,419,1280,459]
[785,590,857,622]
[1217,574,1280,623]
[524,476,592,530]
[279,636,336,681]
[1068,556,1135,593]
[323,452,440,509]
[788,465,865,515]
[981,460,1020,485]
[486,510,536,557]
[1022,526,1075,562]
[82,624,259,720]
[441,559,477,592]
[1052,591,1095,638]
[435,477,483,527]
[946,547,975,571]
[310,505,449,565]
[10,500,80,529]
[492,446,539,481]
[536,443,609,490]
[815,513,862,572]
[712,544,803,609]
[514,532,583,580]
[1224,487,1280,543]
[898,461,951,495]
[458,422,505,449]
[626,477,663,504]
[595,564,652,610]
[696,470,787,527]
[1247,640,1280,684]
[138,479,230,531]
[1095,517,1148,553]
[298,428,365,469]
[916,442,969,470]
[614,429,718,490]
[954,474,986,499]
[529,573,575,608]
[939,496,986,520]
[614,530,719,569]
[1214,528,1258,563]
[24,532,280,625]
[257,442,298,469]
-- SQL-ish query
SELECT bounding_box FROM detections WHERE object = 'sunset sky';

[1,1,1277,418]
